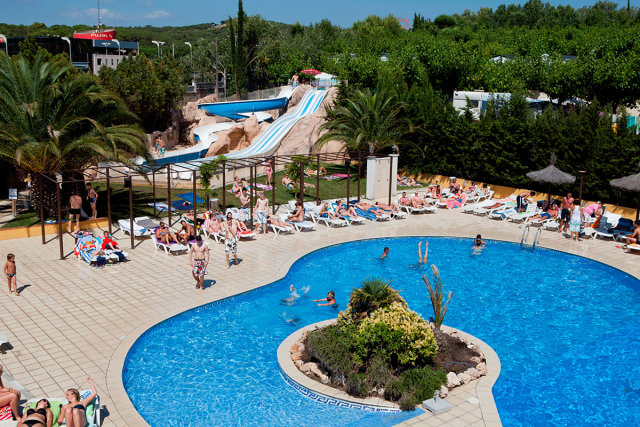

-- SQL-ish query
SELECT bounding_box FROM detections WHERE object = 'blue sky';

[4,0,609,28]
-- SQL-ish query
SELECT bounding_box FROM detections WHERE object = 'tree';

[0,52,149,214]
[316,88,416,154]
[229,0,247,96]
[18,36,51,64]
[349,276,403,319]
[98,53,183,132]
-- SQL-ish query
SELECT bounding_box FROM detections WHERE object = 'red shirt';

[101,238,117,250]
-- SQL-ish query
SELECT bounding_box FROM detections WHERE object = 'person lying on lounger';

[304,166,327,176]
[18,398,52,427]
[374,201,403,214]
[282,174,316,189]
[412,192,428,208]
[267,216,291,228]
[319,203,340,220]
[101,231,119,250]
[58,378,97,427]
[397,174,418,186]
[204,213,223,235]
[155,222,178,245]
[529,203,559,221]
[288,202,305,222]
[355,202,387,217]
[400,192,412,206]
[335,200,358,218]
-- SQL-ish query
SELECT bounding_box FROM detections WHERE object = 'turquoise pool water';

[123,237,640,426]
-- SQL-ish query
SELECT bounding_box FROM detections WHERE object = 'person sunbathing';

[355,202,386,217]
[304,166,327,176]
[228,177,242,196]
[204,214,223,235]
[282,174,295,188]
[397,174,418,186]
[399,192,412,206]
[319,203,340,219]
[101,231,119,251]
[529,203,559,221]
[427,183,441,198]
[155,222,178,245]
[183,211,205,226]
[236,219,250,234]
[335,200,358,218]
[58,379,97,427]
[288,202,305,222]
[18,399,52,427]
[375,201,402,214]
[177,220,195,245]
[412,192,428,208]
[267,216,291,228]
[0,365,21,421]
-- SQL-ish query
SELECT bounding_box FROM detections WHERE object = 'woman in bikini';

[319,203,340,220]
[17,399,52,427]
[264,162,273,186]
[229,177,241,196]
[0,364,21,421]
[204,213,223,235]
[335,200,358,218]
[58,378,97,427]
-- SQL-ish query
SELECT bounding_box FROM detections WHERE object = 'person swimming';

[473,234,487,247]
[281,284,300,306]
[409,241,429,269]
[314,291,336,306]
[380,247,390,259]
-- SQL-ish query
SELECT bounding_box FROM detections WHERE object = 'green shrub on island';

[306,276,444,410]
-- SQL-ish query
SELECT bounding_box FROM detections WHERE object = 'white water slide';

[223,88,327,159]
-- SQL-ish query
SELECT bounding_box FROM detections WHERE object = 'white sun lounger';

[152,235,189,255]
[268,222,295,236]
[118,219,151,237]
[309,209,346,227]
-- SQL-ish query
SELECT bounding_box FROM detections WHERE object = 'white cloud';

[63,7,123,21]
[142,10,171,20]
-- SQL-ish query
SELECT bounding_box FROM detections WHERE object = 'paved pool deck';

[1,207,638,426]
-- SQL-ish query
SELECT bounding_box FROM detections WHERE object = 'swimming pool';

[123,237,640,426]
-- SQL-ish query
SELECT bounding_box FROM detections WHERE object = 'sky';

[2,0,614,28]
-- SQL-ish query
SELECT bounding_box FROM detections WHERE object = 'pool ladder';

[521,224,542,250]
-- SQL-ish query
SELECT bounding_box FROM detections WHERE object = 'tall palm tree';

[0,52,149,215]
[315,88,416,154]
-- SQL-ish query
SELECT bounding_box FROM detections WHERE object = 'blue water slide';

[197,87,294,120]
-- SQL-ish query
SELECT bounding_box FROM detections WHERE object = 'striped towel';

[0,404,12,420]
[255,184,273,190]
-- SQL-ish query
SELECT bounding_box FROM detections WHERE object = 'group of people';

[67,183,99,233]
[0,367,98,427]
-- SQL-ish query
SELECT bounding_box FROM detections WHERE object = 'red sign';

[73,29,116,40]
[0,37,5,43]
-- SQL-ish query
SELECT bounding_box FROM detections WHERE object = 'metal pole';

[346,158,350,207]
[192,170,197,223]
[316,154,320,205]
[388,156,393,205]
[39,175,45,245]
[167,165,172,226]
[578,171,586,203]
[271,157,276,215]
[357,152,361,202]
[106,167,112,235]
[152,170,156,217]
[56,183,63,260]
[299,161,305,205]
[222,161,226,213]
[249,165,254,228]
[129,177,134,249]
[215,38,219,99]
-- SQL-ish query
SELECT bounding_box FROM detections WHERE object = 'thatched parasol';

[526,154,576,203]
[610,168,640,220]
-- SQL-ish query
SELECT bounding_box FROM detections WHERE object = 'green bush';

[307,324,359,379]
[365,355,393,390]
[345,373,368,397]
[353,321,404,367]
[384,367,447,410]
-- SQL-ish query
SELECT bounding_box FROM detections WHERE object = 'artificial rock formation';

[204,114,270,157]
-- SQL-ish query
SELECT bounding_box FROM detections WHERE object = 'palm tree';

[0,52,149,215]
[315,88,416,154]
[349,275,404,319]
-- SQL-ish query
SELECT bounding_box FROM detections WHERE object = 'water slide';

[197,86,294,120]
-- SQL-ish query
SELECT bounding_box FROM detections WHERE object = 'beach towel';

[332,173,350,178]
[0,404,11,421]
[320,175,341,180]
[355,207,377,221]
[255,183,273,191]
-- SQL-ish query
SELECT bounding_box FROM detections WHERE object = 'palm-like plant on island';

[423,265,453,350]
[349,275,404,319]
[315,88,416,154]
[0,52,149,215]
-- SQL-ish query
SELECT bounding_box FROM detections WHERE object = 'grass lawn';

[5,162,422,228]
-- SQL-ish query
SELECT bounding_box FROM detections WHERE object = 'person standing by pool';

[559,192,574,233]
[264,161,273,186]
[68,192,83,233]
[314,291,336,306]
[190,235,210,289]
[569,200,583,242]
[516,190,535,213]
[224,212,239,270]
[254,193,269,235]
[86,183,98,220]
[4,253,18,297]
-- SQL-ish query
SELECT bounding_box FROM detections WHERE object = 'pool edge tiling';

[99,210,640,426]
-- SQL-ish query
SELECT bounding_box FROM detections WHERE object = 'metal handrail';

[521,224,530,246]
[533,228,542,249]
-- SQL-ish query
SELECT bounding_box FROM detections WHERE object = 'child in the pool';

[418,241,428,264]
[380,247,389,259]
[473,234,487,248]
[314,291,336,306]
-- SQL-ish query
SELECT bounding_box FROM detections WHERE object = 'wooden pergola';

[37,150,396,260]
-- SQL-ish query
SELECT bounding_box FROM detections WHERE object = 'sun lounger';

[355,207,391,221]
[507,204,539,222]
[268,222,295,235]
[118,219,151,237]
[134,216,159,230]
[280,214,315,232]
[463,199,495,213]
[151,229,189,255]
[309,209,346,227]
[489,207,517,220]
[624,243,640,252]
[147,202,177,213]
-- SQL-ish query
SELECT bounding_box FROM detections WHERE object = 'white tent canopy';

[314,72,335,80]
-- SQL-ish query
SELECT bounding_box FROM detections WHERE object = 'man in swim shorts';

[86,183,98,219]
[190,235,210,289]
[224,212,239,270]
[559,192,574,233]
[68,192,83,233]
[254,193,269,235]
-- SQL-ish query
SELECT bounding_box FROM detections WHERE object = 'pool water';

[123,237,640,426]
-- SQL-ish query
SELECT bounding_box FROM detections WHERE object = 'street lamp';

[0,34,8,55]
[578,170,587,204]
[112,39,120,62]
[60,37,71,60]
[151,40,164,58]
[184,42,192,66]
